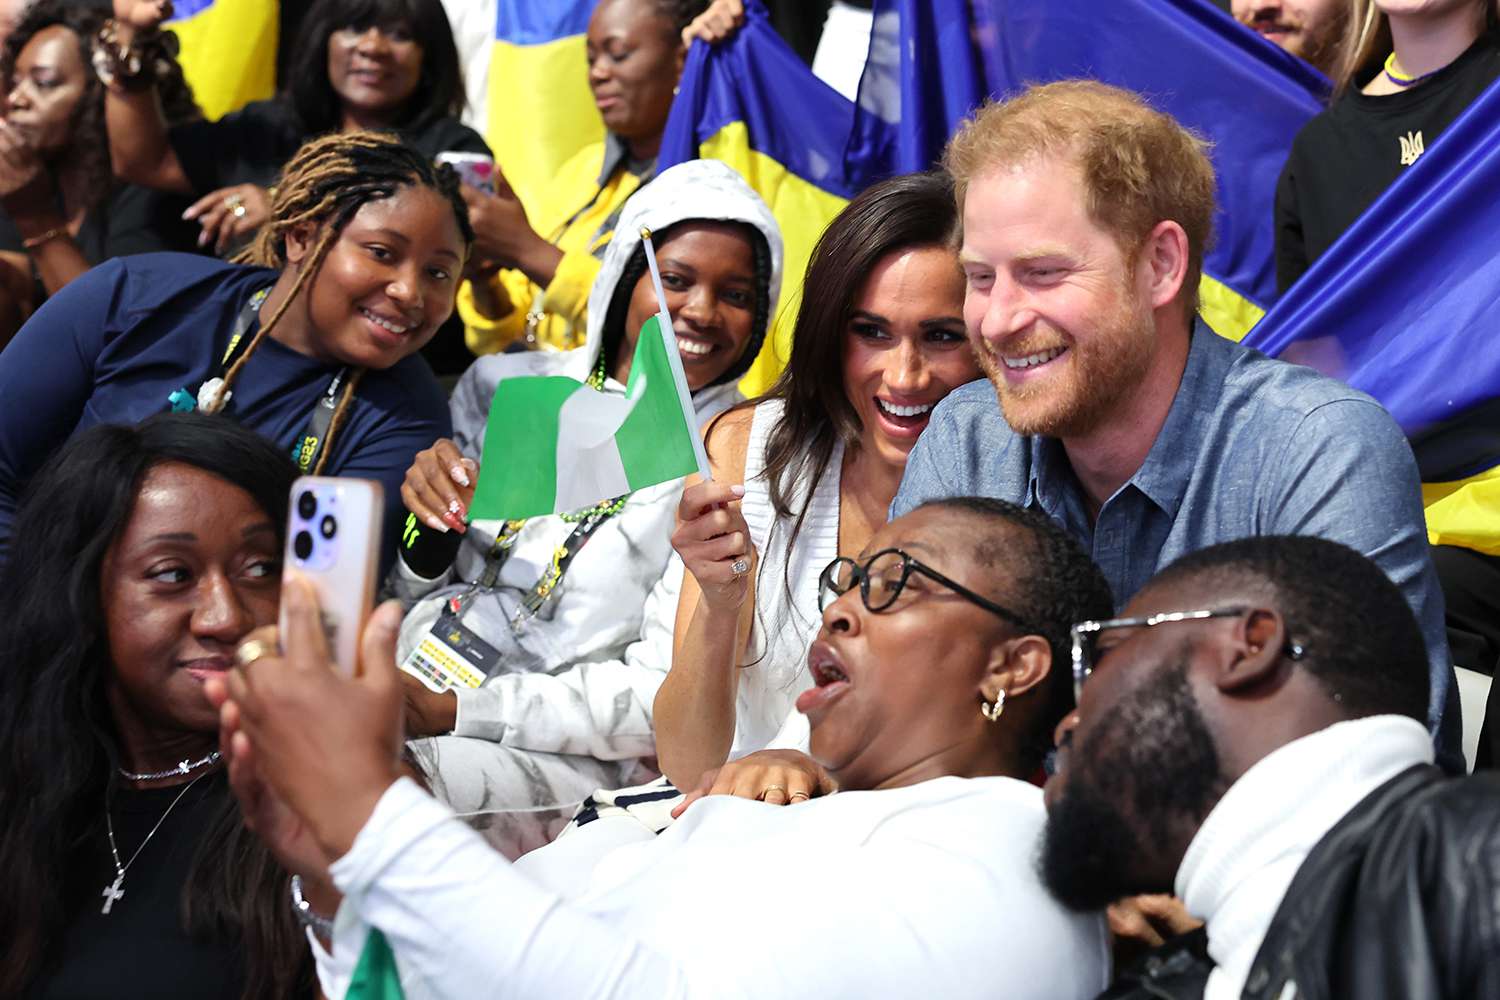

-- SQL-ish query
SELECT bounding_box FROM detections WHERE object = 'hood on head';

[584,159,784,388]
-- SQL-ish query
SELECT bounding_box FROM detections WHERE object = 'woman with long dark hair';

[0,130,471,567]
[0,412,313,998]
[0,0,199,346]
[102,0,488,371]
[654,171,984,798]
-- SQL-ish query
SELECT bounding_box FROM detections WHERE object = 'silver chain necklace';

[117,750,221,783]
[100,770,211,915]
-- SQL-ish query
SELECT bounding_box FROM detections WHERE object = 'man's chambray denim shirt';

[893,323,1459,765]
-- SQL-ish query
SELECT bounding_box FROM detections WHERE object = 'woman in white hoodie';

[387,160,783,853]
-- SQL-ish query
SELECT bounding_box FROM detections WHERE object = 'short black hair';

[286,0,465,135]
[915,497,1114,761]
[1146,535,1430,722]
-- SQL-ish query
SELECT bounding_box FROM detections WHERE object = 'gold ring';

[788,790,810,802]
[234,638,273,667]
[224,194,246,218]
[759,784,787,800]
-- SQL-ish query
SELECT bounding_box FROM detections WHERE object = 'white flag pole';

[640,227,713,481]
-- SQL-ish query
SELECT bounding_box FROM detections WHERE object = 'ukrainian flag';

[488,0,603,212]
[165,0,277,122]
[1244,80,1500,555]
[848,0,1330,342]
[660,3,858,396]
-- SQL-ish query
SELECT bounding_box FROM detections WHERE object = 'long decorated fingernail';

[425,515,449,534]
[450,464,470,487]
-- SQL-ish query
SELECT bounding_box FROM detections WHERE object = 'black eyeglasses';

[1069,607,1306,704]
[818,548,1038,631]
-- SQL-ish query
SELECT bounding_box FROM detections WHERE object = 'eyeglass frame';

[1069,607,1306,705]
[817,548,1040,633]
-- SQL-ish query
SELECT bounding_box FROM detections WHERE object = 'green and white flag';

[470,312,708,520]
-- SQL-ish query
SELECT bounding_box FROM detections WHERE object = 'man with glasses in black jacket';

[1042,534,1500,1000]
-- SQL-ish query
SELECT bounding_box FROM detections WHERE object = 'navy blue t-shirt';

[0,253,450,566]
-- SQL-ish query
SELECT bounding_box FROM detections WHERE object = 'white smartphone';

[436,151,496,194]
[282,477,384,677]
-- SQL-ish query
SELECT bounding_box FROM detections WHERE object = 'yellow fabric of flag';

[166,0,278,122]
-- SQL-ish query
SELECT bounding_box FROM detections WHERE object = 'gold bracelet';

[21,226,68,250]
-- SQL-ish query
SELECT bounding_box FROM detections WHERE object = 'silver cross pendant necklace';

[101,769,211,915]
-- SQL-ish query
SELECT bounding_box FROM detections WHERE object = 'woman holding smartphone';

[0,413,316,1000]
[0,130,471,568]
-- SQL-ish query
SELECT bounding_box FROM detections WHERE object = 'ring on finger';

[788,790,810,802]
[730,557,750,576]
[234,638,273,667]
[759,784,787,800]
[223,193,246,218]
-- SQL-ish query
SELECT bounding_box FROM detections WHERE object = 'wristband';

[399,511,463,579]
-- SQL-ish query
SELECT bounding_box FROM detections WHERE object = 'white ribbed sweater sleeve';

[320,778,692,1000]
[318,777,1108,1000]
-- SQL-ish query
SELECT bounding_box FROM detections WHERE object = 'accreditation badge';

[399,606,502,693]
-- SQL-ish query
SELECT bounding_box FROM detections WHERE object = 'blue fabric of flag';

[168,0,214,17]
[494,0,594,46]
[850,0,1328,313]
[1243,78,1500,482]
[659,2,859,200]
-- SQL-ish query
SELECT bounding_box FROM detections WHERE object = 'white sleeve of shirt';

[449,556,683,760]
[317,778,1107,1000]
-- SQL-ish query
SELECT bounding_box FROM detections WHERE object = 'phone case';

[435,151,496,194]
[282,477,384,677]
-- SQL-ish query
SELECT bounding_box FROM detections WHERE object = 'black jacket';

[1104,765,1500,1000]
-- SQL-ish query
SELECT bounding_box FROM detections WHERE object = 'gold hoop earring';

[980,689,1005,723]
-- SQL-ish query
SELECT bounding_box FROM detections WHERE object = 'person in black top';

[1275,0,1500,291]
[102,0,490,373]
[0,413,317,999]
[0,0,198,349]
[1274,0,1500,731]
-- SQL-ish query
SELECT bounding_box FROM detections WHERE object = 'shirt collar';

[1124,320,1235,518]
[597,132,658,187]
[1175,716,1433,994]
[1024,319,1234,519]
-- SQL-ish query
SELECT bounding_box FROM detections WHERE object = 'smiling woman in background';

[102,0,488,372]
[0,413,314,1000]
[0,131,469,566]
[456,0,714,355]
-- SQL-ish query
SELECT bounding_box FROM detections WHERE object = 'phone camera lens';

[294,530,313,560]
[297,490,317,520]
[320,515,338,539]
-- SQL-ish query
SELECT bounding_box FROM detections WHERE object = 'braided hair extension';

[204,132,472,471]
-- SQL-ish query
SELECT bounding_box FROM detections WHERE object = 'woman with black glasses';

[653,171,983,803]
[213,497,1114,999]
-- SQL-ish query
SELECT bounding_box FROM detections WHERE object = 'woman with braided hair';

[0,130,470,568]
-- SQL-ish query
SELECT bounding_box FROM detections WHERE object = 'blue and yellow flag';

[1243,80,1500,556]
[659,2,857,395]
[487,0,603,212]
[166,0,277,121]
[848,0,1330,342]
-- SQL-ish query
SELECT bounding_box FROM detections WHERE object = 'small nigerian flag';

[470,314,705,520]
